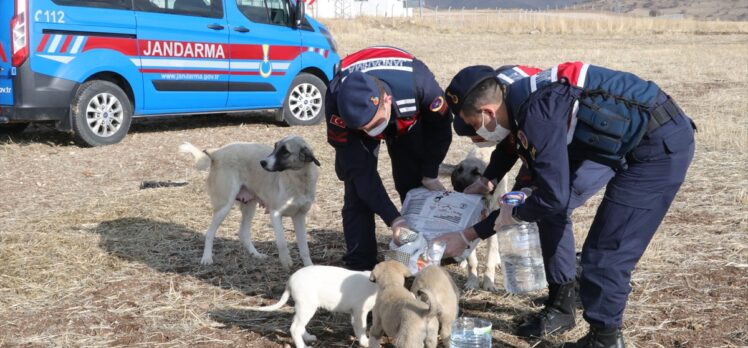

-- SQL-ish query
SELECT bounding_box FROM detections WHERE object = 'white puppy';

[180,136,320,269]
[236,265,378,348]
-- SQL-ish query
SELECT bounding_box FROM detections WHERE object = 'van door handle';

[234,26,250,33]
[207,24,225,30]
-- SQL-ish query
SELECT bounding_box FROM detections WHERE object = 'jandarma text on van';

[142,41,226,59]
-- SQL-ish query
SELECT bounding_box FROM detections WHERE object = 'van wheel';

[282,73,326,126]
[0,123,29,134]
[71,80,132,147]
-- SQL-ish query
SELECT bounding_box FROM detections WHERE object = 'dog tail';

[179,142,212,171]
[238,286,291,312]
[416,288,440,318]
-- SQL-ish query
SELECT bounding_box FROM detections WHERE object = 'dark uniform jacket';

[325,47,452,225]
[474,62,673,239]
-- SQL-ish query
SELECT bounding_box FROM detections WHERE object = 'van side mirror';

[293,0,305,27]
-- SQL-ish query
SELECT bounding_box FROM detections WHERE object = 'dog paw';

[358,336,369,347]
[251,252,268,260]
[464,275,480,290]
[280,257,293,271]
[302,332,317,343]
[481,276,499,292]
[200,255,214,265]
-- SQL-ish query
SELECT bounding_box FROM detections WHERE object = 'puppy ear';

[301,147,321,167]
[416,289,429,302]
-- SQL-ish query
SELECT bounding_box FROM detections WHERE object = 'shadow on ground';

[92,217,541,347]
[92,217,343,296]
[92,217,357,346]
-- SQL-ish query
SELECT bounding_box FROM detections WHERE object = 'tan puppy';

[410,266,460,346]
[369,261,439,348]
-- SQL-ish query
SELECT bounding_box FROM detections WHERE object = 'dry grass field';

[1,12,747,348]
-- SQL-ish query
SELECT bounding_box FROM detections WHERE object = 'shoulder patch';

[430,96,447,114]
[330,114,347,129]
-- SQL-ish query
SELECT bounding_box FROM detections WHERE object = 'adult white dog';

[180,136,319,269]
[446,146,508,291]
[235,265,377,348]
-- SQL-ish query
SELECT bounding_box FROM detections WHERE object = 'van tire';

[281,73,326,126]
[71,80,133,147]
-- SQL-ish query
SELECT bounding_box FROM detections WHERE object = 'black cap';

[337,71,382,129]
[445,65,498,119]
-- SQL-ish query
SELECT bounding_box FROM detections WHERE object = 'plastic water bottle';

[496,191,547,294]
[450,317,492,348]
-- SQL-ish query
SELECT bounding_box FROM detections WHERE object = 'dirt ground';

[1,16,747,348]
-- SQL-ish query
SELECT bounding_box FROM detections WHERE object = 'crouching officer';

[436,62,695,347]
[451,65,542,194]
[326,46,452,271]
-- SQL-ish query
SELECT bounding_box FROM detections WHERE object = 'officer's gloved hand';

[390,216,410,246]
[463,176,494,195]
[421,177,447,192]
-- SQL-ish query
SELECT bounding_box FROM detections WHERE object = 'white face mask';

[475,111,510,143]
[365,111,391,137]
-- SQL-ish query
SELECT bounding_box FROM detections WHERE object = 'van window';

[134,0,224,19]
[237,0,290,26]
[51,0,131,10]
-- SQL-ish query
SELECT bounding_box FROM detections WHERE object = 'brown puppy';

[369,261,439,348]
[410,265,460,346]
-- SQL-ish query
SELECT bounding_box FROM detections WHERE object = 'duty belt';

[647,92,683,132]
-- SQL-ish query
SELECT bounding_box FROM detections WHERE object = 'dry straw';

[1,10,747,348]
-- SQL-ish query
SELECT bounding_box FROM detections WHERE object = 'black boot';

[531,280,583,309]
[562,327,626,348]
[532,252,584,309]
[516,281,576,337]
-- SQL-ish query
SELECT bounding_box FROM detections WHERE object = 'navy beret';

[337,71,382,129]
[445,65,498,119]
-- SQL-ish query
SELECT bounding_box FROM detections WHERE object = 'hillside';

[423,0,585,10]
[423,0,748,21]
[584,0,748,21]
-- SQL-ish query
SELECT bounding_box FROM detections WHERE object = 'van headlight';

[320,27,338,54]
